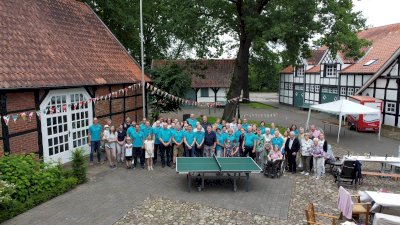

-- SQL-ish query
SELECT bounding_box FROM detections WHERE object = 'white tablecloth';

[345,156,400,163]
[366,191,400,211]
[372,213,400,225]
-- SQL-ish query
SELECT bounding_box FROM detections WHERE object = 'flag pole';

[140,0,146,118]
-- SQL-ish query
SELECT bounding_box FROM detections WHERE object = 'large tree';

[82,0,368,121]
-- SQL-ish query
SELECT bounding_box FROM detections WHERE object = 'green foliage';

[149,63,192,121]
[0,180,15,208]
[0,154,78,222]
[71,148,87,184]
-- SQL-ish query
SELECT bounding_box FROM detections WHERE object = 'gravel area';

[114,142,400,225]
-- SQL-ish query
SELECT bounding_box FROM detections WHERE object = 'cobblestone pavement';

[115,143,400,225]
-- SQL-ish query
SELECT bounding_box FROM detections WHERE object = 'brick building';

[0,0,150,163]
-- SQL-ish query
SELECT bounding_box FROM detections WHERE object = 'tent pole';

[306,108,311,131]
[378,112,382,141]
[337,113,342,143]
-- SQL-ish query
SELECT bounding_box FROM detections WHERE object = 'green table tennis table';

[176,156,262,192]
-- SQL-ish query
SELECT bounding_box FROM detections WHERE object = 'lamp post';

[140,0,146,118]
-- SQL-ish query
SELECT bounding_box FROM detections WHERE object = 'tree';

[148,63,192,121]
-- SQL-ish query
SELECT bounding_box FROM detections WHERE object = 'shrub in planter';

[71,148,87,184]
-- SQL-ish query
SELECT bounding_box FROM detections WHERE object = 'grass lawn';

[241,102,275,109]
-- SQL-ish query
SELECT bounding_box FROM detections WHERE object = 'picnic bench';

[361,171,400,181]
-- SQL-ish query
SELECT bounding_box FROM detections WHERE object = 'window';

[296,66,305,77]
[347,87,354,96]
[386,102,396,113]
[284,83,289,89]
[200,88,209,97]
[315,85,320,92]
[310,85,315,92]
[288,83,293,90]
[306,85,310,91]
[364,59,378,66]
[355,88,359,93]
[324,64,337,77]
[340,87,346,95]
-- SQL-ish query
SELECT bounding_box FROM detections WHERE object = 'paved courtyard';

[4,95,400,225]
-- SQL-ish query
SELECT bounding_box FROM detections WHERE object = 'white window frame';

[325,64,337,77]
[315,85,320,93]
[310,85,315,92]
[288,83,293,90]
[284,83,289,89]
[305,85,310,92]
[340,87,346,95]
[296,66,305,77]
[386,102,396,113]
[347,87,354,96]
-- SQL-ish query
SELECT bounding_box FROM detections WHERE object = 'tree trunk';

[222,36,252,121]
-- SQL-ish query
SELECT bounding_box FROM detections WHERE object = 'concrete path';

[4,164,292,225]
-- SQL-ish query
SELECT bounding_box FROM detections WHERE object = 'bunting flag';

[20,112,27,121]
[12,114,18,123]
[3,115,10,126]
[28,112,34,121]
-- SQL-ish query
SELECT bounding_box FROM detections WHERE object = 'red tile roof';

[280,49,326,74]
[151,59,235,88]
[341,23,400,74]
[0,0,150,89]
[306,65,321,74]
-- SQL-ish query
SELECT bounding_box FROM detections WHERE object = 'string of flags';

[1,84,142,126]
[1,82,251,125]
[145,83,242,108]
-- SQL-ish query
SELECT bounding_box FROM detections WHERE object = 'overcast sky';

[353,0,400,27]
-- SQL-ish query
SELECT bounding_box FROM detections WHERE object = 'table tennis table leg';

[188,173,192,192]
[245,173,249,192]
[233,173,237,192]
[201,173,205,190]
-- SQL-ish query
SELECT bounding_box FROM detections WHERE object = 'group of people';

[87,114,329,179]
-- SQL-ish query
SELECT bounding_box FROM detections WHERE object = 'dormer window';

[363,59,378,66]
[324,64,337,77]
[296,65,305,77]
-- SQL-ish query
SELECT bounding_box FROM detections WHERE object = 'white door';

[41,88,93,163]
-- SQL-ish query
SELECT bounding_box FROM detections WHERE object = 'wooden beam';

[34,90,43,157]
[0,92,10,154]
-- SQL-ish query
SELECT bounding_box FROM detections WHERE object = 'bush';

[0,180,15,209]
[0,154,78,223]
[71,148,87,184]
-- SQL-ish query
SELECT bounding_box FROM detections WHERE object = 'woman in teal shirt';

[259,121,266,135]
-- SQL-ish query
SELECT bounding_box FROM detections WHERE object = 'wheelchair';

[263,155,285,178]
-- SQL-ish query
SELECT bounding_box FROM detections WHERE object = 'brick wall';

[9,132,38,155]
[3,92,39,155]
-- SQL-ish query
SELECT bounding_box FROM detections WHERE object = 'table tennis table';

[176,156,262,192]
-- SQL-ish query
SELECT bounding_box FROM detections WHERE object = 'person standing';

[215,128,226,157]
[128,124,144,169]
[152,121,162,165]
[194,125,205,157]
[201,116,211,131]
[172,123,185,168]
[242,127,257,159]
[124,137,133,169]
[203,125,216,157]
[259,121,266,135]
[116,124,126,163]
[242,119,250,132]
[186,114,198,130]
[105,125,118,168]
[144,135,154,171]
[88,117,102,166]
[311,138,325,180]
[184,125,196,157]
[139,117,147,130]
[255,128,265,165]
[284,131,300,174]
[140,121,153,168]
[230,118,238,132]
[300,133,312,176]
[122,117,131,132]
[159,124,172,168]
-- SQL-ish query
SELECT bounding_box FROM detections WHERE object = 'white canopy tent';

[305,99,381,143]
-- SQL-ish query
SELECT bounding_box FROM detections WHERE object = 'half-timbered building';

[0,0,150,163]
[279,23,400,128]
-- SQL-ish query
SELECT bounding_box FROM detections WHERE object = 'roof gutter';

[355,47,400,95]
